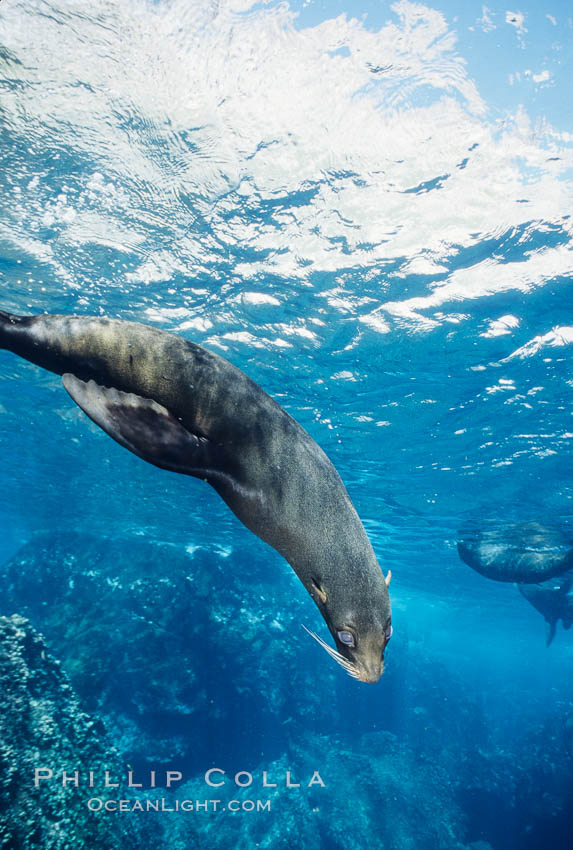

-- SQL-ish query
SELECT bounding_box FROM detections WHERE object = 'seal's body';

[0,311,392,682]
[457,520,573,584]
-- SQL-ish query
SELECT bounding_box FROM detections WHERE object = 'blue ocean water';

[1,1,572,848]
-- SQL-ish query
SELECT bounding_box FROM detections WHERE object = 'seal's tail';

[0,310,29,353]
[0,310,16,343]
[0,311,23,327]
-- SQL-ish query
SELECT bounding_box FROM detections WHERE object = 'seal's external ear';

[385,570,392,587]
[311,579,328,604]
[62,373,215,477]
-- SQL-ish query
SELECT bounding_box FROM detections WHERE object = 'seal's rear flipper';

[62,373,216,478]
[545,619,557,647]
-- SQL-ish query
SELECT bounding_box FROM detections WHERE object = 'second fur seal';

[0,311,392,683]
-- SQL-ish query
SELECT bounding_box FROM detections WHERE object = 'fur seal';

[518,571,573,647]
[457,520,573,584]
[0,310,392,683]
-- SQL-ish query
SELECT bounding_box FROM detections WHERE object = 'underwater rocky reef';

[0,532,329,767]
[0,614,152,849]
[1,533,572,849]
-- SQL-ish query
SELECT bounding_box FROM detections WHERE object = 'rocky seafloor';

[1,532,572,849]
[0,614,154,849]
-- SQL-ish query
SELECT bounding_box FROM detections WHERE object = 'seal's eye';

[337,629,355,647]
[385,623,393,642]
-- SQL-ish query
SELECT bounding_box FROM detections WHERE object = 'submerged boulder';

[0,614,151,849]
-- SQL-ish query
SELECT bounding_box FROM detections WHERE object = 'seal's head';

[304,569,392,684]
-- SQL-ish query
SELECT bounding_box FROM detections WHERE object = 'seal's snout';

[356,657,384,684]
[350,628,388,684]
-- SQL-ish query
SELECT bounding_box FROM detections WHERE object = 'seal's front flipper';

[62,373,216,478]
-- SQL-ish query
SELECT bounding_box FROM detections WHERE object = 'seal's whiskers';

[302,624,360,680]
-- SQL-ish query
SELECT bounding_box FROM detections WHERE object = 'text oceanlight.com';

[87,797,272,813]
